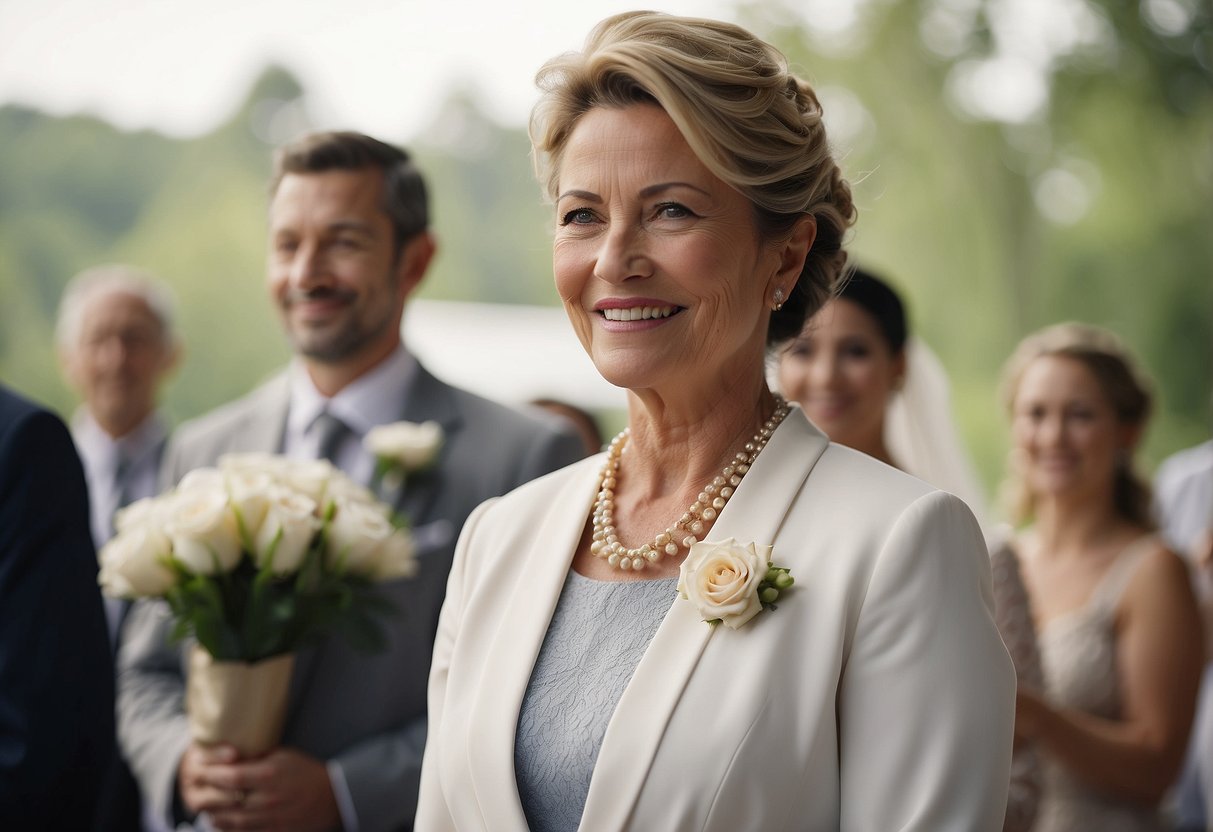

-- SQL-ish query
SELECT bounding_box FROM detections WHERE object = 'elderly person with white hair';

[57,263,180,832]
[57,264,180,630]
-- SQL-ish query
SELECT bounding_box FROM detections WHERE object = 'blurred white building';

[404,299,626,411]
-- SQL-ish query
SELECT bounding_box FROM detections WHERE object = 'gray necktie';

[105,453,134,646]
[109,454,132,540]
[312,410,352,467]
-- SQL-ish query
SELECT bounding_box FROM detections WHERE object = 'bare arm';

[1017,544,1203,802]
[989,541,1043,832]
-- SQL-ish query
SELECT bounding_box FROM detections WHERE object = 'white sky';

[0,0,736,140]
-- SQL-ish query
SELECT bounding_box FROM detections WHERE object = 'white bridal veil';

[885,337,991,530]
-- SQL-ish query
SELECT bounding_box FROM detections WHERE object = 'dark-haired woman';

[777,267,989,523]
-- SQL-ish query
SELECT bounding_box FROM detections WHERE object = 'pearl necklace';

[590,396,790,571]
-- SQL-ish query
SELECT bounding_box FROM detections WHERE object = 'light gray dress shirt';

[1156,440,1213,560]
[1155,440,1213,830]
[284,345,419,486]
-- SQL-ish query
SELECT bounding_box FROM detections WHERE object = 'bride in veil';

[775,267,989,525]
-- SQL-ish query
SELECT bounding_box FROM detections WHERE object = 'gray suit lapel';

[241,375,291,454]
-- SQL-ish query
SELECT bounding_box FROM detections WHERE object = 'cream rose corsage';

[677,537,795,630]
[363,420,444,490]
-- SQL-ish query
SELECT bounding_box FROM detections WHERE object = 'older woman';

[1000,323,1203,831]
[416,12,1014,831]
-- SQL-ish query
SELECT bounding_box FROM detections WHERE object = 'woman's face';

[1011,355,1132,503]
[552,104,784,399]
[777,298,903,451]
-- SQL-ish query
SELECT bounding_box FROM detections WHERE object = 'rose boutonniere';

[364,420,444,491]
[677,537,795,630]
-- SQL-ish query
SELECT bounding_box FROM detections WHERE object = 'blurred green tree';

[741,0,1212,486]
[0,0,1209,502]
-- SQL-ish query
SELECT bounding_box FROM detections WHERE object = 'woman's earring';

[772,288,785,311]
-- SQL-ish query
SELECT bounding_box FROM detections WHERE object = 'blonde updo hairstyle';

[530,11,856,345]
[1000,322,1155,529]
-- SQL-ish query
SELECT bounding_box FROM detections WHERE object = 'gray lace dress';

[513,571,678,832]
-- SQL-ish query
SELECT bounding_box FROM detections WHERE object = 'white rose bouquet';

[98,452,418,755]
[100,452,417,660]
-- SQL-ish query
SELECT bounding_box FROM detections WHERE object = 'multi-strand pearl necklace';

[590,396,790,571]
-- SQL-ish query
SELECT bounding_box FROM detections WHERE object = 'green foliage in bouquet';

[163,520,394,661]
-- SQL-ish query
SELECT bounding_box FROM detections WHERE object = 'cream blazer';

[416,410,1015,831]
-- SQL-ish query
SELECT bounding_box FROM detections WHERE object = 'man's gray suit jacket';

[116,363,585,832]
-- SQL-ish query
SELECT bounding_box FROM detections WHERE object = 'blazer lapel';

[579,409,829,830]
[466,459,602,830]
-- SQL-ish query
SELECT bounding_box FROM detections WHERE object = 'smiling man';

[116,131,584,832]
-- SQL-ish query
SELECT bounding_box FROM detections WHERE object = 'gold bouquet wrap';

[186,645,295,757]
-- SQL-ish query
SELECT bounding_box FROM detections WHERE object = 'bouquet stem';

[186,645,294,758]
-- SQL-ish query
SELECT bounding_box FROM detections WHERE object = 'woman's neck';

[837,424,896,469]
[621,379,777,502]
[1029,493,1136,557]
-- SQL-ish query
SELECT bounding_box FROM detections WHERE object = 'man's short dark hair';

[271,131,429,253]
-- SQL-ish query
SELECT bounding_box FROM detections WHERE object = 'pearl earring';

[772,288,785,311]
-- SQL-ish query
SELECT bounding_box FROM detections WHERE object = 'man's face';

[64,290,175,435]
[267,169,418,365]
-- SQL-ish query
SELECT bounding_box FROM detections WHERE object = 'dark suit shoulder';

[442,383,575,443]
[435,381,587,485]
[0,386,113,828]
[0,387,80,479]
[0,385,93,573]
[0,385,51,438]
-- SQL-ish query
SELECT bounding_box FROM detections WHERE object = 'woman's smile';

[595,298,685,330]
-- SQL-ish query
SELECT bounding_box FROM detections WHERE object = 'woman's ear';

[161,339,183,378]
[1119,422,1144,454]
[892,348,908,392]
[768,216,816,300]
